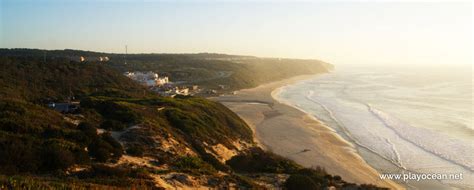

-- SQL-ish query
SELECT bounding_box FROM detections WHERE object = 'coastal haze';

[1,1,471,66]
[1,0,472,189]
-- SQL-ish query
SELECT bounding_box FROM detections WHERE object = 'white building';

[156,77,169,86]
[124,71,169,87]
[78,56,109,62]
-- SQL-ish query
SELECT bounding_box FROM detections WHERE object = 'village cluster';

[124,71,199,97]
[47,55,205,114]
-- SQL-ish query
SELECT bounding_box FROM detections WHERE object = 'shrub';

[173,156,216,174]
[42,128,64,139]
[295,167,328,185]
[81,99,142,124]
[87,134,123,162]
[0,137,39,174]
[41,144,75,171]
[0,119,28,133]
[174,157,205,170]
[94,148,111,163]
[88,139,113,162]
[78,122,98,138]
[101,133,123,160]
[226,148,300,173]
[100,120,127,131]
[284,174,320,190]
[126,145,144,157]
[73,149,91,164]
[90,164,130,178]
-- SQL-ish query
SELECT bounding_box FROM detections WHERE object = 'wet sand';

[213,75,404,189]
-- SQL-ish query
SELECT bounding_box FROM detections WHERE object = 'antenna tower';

[124,45,128,65]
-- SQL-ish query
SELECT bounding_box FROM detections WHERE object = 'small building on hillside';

[48,102,80,113]
[76,56,109,62]
[155,86,189,97]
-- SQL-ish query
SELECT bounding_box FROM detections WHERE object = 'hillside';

[0,49,384,189]
[0,56,146,103]
[108,53,334,92]
[0,48,334,94]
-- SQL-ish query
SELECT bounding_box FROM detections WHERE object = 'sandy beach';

[213,75,404,189]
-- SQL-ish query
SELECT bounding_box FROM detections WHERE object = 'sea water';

[276,65,473,189]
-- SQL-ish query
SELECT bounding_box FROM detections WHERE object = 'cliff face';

[79,96,258,189]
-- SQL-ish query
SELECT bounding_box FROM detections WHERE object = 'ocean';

[276,65,473,189]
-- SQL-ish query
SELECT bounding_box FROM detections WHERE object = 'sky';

[0,0,472,66]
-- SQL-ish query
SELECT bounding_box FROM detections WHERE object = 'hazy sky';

[1,0,472,66]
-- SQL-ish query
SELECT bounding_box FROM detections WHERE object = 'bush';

[126,145,144,157]
[101,133,123,160]
[295,167,328,185]
[226,148,300,173]
[42,128,64,139]
[81,99,142,124]
[284,174,320,190]
[174,157,205,170]
[0,119,28,133]
[0,137,39,174]
[94,148,111,163]
[173,156,216,174]
[73,149,91,164]
[87,133,123,162]
[78,122,98,138]
[41,144,75,171]
[100,120,127,131]
[0,132,88,174]
[89,164,130,178]
[88,139,113,162]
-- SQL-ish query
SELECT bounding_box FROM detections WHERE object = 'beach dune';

[214,75,404,189]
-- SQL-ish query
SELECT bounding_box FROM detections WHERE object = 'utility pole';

[124,45,128,65]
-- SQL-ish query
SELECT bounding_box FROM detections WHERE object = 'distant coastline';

[214,74,403,189]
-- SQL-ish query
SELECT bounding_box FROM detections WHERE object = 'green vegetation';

[285,175,320,190]
[108,53,333,92]
[87,133,123,162]
[101,119,127,130]
[173,156,216,174]
[1,48,333,95]
[0,50,258,188]
[0,54,146,103]
[226,147,300,173]
[126,145,145,157]
[228,149,389,190]
[81,95,250,173]
[0,174,158,190]
[0,100,90,174]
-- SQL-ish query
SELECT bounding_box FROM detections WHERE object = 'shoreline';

[213,74,404,189]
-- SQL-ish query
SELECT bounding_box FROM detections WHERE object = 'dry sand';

[213,75,404,189]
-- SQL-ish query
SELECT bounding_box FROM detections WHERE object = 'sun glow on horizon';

[1,1,472,66]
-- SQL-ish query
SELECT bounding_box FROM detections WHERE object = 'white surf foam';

[276,66,473,189]
[368,104,474,171]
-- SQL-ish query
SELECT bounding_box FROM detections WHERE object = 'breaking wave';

[305,90,408,169]
[367,104,474,171]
